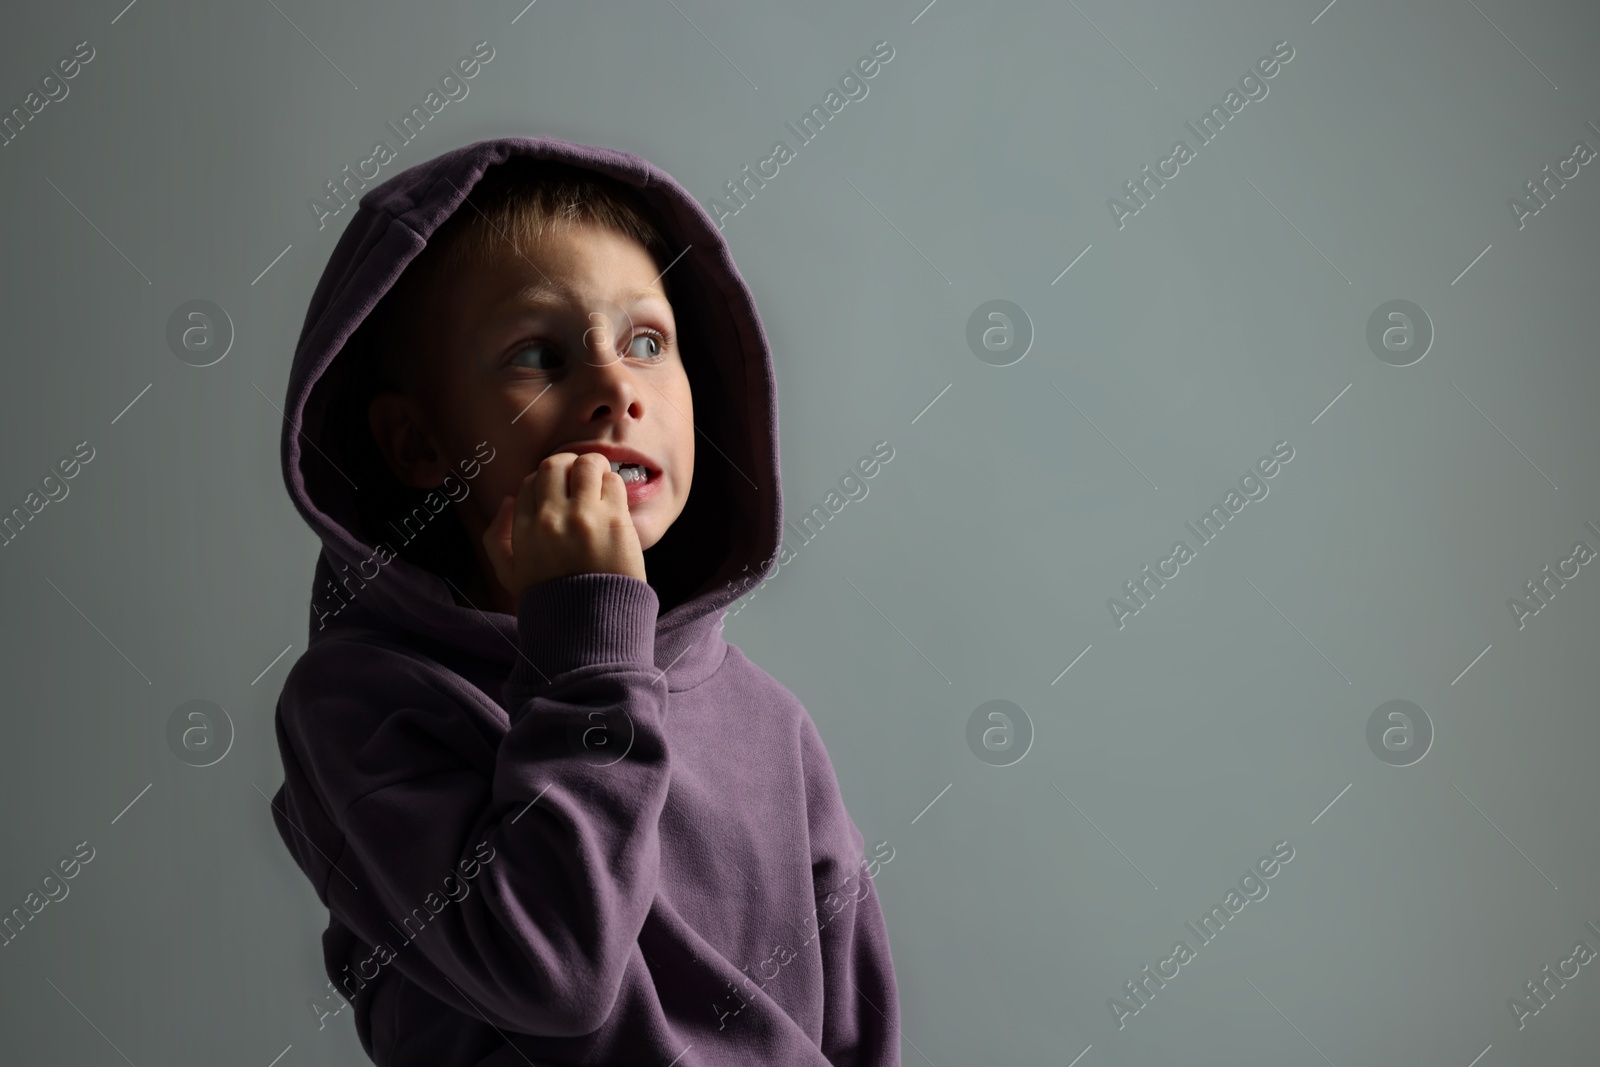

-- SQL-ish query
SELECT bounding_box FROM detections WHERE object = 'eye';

[627,330,667,361]
[508,342,563,371]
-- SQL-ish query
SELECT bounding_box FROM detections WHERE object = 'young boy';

[270,138,901,1067]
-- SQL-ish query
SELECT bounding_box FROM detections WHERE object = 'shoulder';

[704,640,810,719]
[726,648,866,852]
[277,630,501,770]
[695,642,871,879]
[284,629,487,708]
[282,632,425,721]
[714,643,837,766]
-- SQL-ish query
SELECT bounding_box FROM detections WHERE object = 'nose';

[578,309,643,423]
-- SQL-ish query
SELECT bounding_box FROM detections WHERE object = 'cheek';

[468,435,540,523]
[665,368,695,478]
[670,363,694,422]
[497,399,565,481]
[428,379,493,462]
[480,469,519,512]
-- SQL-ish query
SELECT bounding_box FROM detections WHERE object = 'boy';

[271,138,901,1067]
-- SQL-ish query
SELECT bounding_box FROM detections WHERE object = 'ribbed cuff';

[510,573,659,687]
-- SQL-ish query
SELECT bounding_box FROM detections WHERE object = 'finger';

[597,461,627,511]
[525,455,574,524]
[484,494,515,552]
[511,468,554,563]
[482,495,516,587]
[568,452,608,503]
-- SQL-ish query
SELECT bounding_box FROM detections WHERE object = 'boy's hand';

[484,452,647,600]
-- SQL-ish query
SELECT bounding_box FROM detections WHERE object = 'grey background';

[1,0,1596,1063]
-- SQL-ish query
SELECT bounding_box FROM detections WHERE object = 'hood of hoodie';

[280,136,782,683]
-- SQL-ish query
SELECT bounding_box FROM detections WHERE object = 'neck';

[443,501,517,616]
[460,566,515,616]
[462,541,517,616]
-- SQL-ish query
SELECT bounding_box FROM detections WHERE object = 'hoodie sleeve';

[279,572,668,1038]
[800,714,903,1067]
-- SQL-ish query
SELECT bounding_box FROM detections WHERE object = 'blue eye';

[508,330,666,371]
[629,333,664,360]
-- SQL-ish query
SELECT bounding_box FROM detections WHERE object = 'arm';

[818,870,901,1067]
[276,571,667,1037]
[799,715,903,1067]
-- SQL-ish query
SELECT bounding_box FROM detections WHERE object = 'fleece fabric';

[268,135,900,1067]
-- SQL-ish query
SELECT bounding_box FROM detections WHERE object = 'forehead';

[454,221,669,312]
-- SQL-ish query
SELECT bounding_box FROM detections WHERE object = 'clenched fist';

[484,452,647,600]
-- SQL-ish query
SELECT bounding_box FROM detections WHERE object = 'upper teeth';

[610,461,648,483]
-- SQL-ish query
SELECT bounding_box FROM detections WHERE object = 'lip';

[548,440,661,475]
[549,440,664,508]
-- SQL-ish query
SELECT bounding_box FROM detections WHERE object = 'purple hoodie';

[269,136,901,1067]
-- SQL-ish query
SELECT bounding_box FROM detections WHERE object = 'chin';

[633,497,687,552]
[633,516,665,552]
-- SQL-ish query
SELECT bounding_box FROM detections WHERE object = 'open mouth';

[608,461,654,485]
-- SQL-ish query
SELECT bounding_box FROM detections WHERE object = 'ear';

[368,391,451,489]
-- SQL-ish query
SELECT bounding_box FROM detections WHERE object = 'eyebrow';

[501,283,668,310]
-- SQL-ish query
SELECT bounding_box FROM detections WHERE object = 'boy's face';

[370,219,695,591]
